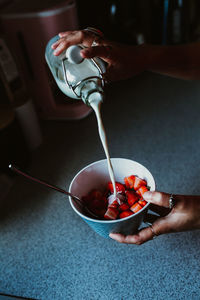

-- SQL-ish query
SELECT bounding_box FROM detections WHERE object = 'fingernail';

[109,233,115,238]
[143,191,152,200]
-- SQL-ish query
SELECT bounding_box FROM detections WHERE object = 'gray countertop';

[1,73,200,300]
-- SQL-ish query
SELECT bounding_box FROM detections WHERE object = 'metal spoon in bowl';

[8,164,99,219]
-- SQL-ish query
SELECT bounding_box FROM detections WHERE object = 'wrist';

[132,44,162,73]
[141,44,163,73]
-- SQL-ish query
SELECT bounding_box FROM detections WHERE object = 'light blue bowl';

[69,158,155,238]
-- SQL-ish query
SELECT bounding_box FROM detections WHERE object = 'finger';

[143,191,171,208]
[109,226,155,245]
[51,39,63,49]
[58,31,73,37]
[53,34,84,56]
[81,45,112,64]
[60,30,99,48]
[53,39,71,56]
[51,32,77,49]
[53,31,96,56]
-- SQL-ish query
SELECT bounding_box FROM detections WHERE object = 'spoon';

[8,164,99,219]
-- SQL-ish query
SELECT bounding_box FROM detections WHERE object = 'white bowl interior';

[69,158,155,216]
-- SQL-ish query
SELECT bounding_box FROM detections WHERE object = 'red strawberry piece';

[82,189,103,206]
[119,203,130,211]
[119,210,134,219]
[90,198,107,210]
[125,190,139,206]
[115,182,126,193]
[138,199,147,207]
[107,193,125,206]
[130,202,143,213]
[89,189,103,200]
[136,186,149,197]
[108,194,118,206]
[88,201,104,217]
[88,197,107,217]
[108,182,125,194]
[87,192,108,218]
[104,207,119,220]
[116,193,126,202]
[133,177,147,190]
[109,200,119,209]
[124,175,135,189]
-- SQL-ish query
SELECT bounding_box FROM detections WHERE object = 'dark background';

[0,0,199,44]
[0,0,200,174]
[1,2,200,299]
[75,0,197,44]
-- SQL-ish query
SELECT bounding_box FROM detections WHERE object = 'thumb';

[80,46,112,64]
[143,191,171,208]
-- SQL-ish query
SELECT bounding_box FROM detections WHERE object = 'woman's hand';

[109,191,200,245]
[51,29,200,81]
[51,29,150,82]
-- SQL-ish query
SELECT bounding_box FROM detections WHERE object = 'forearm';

[145,43,200,80]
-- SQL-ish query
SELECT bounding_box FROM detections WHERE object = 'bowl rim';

[68,158,155,223]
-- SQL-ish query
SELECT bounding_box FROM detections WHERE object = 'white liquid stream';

[90,97,117,197]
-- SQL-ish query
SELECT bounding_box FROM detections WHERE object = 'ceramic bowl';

[69,158,155,238]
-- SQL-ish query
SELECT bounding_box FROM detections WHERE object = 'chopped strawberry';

[138,199,147,207]
[84,190,108,218]
[104,207,119,220]
[119,203,130,211]
[89,189,103,200]
[133,176,147,190]
[125,190,139,206]
[108,193,125,207]
[88,198,106,217]
[124,175,135,189]
[136,186,149,197]
[108,181,125,194]
[119,210,134,219]
[116,193,126,202]
[82,189,103,205]
[130,202,143,213]
[83,174,150,220]
[91,198,107,210]
[108,200,119,209]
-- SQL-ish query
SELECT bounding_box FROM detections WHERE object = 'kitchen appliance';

[0,0,91,120]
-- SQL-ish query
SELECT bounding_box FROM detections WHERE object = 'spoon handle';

[9,164,81,203]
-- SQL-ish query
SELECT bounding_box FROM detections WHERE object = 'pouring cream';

[88,92,117,198]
